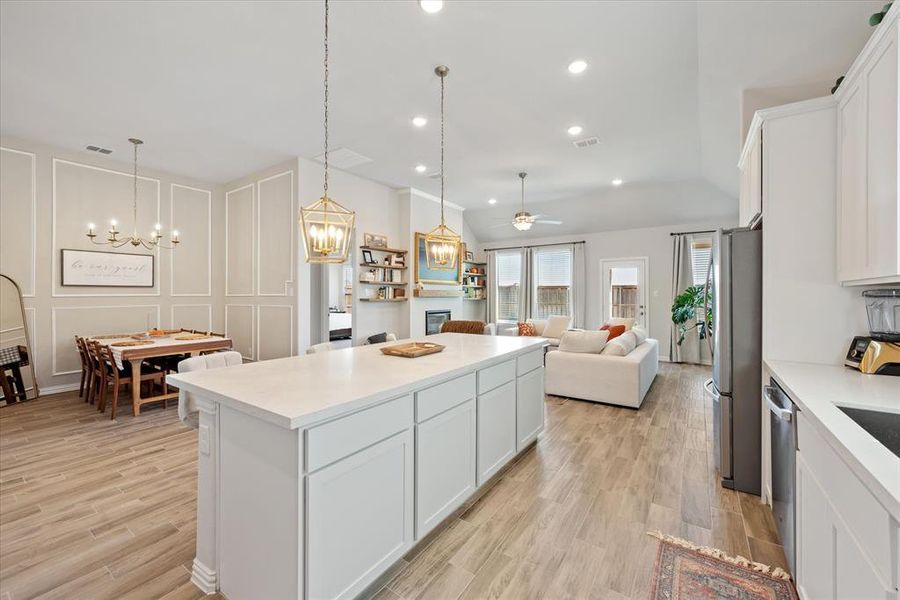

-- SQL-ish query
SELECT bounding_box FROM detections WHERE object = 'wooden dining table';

[87,332,232,416]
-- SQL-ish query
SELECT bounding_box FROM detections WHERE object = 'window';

[532,248,572,319]
[690,237,712,286]
[496,251,521,322]
[609,266,638,319]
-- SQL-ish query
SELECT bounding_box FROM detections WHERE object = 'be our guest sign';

[61,249,154,287]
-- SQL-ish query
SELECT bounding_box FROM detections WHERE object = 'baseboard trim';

[191,558,217,594]
[38,382,80,396]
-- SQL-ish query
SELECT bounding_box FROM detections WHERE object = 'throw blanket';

[440,320,486,335]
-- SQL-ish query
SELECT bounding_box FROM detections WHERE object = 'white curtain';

[485,250,497,324]
[571,243,586,328]
[670,233,702,363]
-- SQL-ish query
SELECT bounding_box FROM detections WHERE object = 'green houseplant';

[671,285,712,346]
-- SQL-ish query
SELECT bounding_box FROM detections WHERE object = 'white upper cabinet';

[836,8,899,285]
[738,127,763,228]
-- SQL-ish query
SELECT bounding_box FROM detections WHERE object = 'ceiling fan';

[491,172,563,231]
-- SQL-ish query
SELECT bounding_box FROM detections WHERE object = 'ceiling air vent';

[86,145,113,154]
[313,147,373,169]
[572,136,600,149]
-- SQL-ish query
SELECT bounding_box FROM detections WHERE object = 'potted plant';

[671,285,712,345]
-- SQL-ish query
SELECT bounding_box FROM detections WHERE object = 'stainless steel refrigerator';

[706,227,762,495]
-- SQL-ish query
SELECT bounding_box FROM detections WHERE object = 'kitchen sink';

[838,406,900,459]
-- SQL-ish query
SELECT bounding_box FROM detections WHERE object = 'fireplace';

[425,310,451,335]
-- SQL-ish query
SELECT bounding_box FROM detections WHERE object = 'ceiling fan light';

[513,220,532,231]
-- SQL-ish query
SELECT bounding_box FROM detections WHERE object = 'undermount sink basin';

[838,406,900,459]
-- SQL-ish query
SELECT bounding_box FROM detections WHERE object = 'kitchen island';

[167,333,548,600]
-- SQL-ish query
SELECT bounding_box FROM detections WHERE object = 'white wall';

[222,160,297,362]
[480,218,736,360]
[0,135,225,393]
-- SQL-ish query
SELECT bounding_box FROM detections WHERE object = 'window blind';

[534,249,572,286]
[690,238,712,286]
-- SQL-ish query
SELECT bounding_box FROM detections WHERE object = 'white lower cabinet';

[415,398,476,538]
[476,380,516,485]
[306,430,414,600]
[795,412,896,600]
[516,366,544,451]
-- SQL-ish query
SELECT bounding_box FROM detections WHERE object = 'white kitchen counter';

[168,332,547,429]
[765,360,900,519]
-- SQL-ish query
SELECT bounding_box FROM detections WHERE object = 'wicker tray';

[380,342,445,358]
[174,333,212,341]
[111,340,153,347]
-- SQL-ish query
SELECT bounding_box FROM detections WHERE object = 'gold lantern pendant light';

[424,65,461,271]
[299,0,356,264]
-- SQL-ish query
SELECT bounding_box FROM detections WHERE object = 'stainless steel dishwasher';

[765,379,797,575]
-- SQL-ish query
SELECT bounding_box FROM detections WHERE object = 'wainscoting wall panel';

[0,147,36,297]
[171,304,214,333]
[223,159,298,362]
[51,305,161,376]
[52,158,161,297]
[171,184,212,297]
[225,184,255,297]
[0,135,226,393]
[257,305,293,360]
[225,304,255,361]
[257,171,294,296]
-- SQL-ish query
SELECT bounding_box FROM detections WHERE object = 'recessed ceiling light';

[611,178,623,186]
[412,116,428,127]
[567,125,583,136]
[418,0,443,14]
[415,164,428,173]
[568,59,588,74]
[488,198,497,205]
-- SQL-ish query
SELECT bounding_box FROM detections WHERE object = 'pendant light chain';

[298,0,355,264]
[440,70,445,226]
[323,0,329,198]
[132,141,139,236]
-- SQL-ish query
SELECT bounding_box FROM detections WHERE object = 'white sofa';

[491,316,571,347]
[545,337,659,408]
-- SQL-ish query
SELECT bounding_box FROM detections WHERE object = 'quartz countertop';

[765,360,900,519]
[168,333,547,430]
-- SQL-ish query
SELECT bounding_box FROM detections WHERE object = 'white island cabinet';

[167,333,547,600]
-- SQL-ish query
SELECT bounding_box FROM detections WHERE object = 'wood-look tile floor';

[0,363,786,600]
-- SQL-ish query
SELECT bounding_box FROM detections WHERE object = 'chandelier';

[86,138,179,250]
[513,172,533,231]
[424,65,461,270]
[299,0,356,264]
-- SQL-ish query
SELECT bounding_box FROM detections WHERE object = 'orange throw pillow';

[517,322,537,336]
[600,324,626,341]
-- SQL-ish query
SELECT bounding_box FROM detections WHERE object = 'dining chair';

[96,343,167,420]
[306,342,337,354]
[74,336,91,400]
[176,350,242,428]
[84,340,107,406]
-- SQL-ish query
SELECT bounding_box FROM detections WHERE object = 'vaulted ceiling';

[0,1,882,241]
